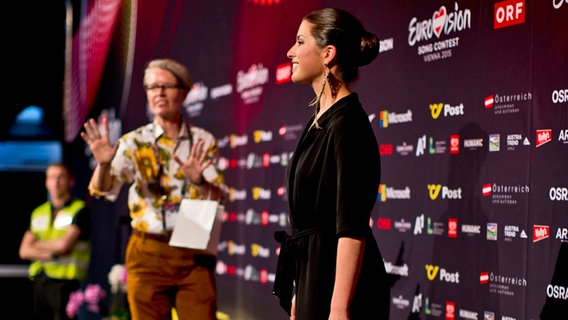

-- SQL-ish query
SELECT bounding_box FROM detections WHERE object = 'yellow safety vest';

[28,199,90,280]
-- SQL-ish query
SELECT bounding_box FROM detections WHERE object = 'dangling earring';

[309,64,329,129]
[309,64,329,107]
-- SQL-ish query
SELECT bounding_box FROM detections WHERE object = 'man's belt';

[131,229,172,242]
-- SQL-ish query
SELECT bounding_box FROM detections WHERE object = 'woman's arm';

[329,236,365,319]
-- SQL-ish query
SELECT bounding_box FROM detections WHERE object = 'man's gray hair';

[144,58,193,90]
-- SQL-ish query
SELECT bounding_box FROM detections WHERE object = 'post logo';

[430,103,465,119]
[494,0,526,29]
[430,103,444,119]
[428,184,442,199]
[426,264,440,280]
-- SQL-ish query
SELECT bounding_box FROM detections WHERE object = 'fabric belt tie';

[272,227,319,315]
[131,229,172,243]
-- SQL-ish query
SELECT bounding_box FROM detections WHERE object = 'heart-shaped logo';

[432,6,447,38]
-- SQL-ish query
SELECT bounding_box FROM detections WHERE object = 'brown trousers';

[125,233,217,320]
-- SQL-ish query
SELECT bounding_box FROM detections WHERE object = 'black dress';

[285,93,390,319]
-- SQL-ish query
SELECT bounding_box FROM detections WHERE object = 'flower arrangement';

[65,264,129,319]
[66,284,106,318]
[107,264,129,320]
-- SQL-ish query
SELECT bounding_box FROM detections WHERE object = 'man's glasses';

[144,84,182,92]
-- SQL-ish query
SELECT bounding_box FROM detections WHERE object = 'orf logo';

[494,0,526,29]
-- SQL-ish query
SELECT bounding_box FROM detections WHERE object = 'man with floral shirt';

[81,58,227,320]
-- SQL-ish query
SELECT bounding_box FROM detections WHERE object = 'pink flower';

[84,284,106,305]
[66,284,106,318]
[66,290,84,318]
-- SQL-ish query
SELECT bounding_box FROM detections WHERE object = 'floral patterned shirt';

[89,121,227,234]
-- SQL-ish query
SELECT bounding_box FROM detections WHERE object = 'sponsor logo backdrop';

[73,0,567,319]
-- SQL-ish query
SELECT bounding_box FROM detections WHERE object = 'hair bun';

[359,31,380,67]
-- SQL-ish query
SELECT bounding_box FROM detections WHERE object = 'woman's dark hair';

[304,8,379,84]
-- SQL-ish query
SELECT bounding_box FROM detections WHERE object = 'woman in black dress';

[276,7,390,320]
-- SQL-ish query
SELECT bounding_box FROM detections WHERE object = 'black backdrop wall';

[2,0,567,319]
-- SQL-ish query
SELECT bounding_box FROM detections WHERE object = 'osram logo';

[494,0,526,29]
[533,225,550,242]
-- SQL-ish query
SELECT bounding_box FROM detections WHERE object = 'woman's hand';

[290,294,296,320]
[80,117,118,166]
[174,139,211,185]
